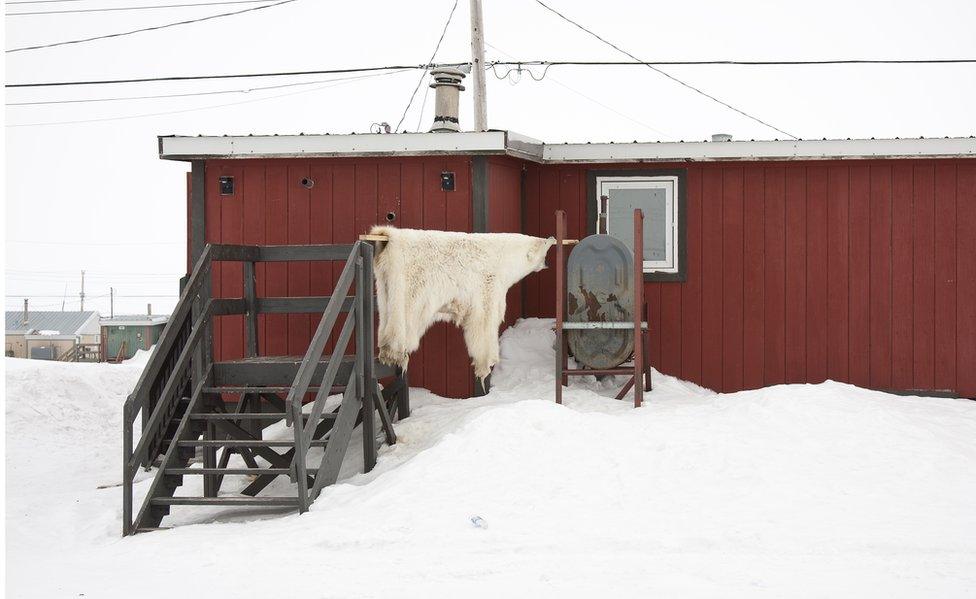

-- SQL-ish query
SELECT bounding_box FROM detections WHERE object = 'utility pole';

[469,0,488,131]
[110,287,114,319]
[79,270,86,312]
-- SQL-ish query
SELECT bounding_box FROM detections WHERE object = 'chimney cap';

[711,133,733,142]
[429,66,466,90]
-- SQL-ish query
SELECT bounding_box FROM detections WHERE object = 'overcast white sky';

[5,0,975,315]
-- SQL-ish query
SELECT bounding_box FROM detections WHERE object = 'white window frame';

[596,175,680,274]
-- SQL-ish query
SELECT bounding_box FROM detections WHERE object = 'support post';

[633,209,644,408]
[555,210,566,404]
[469,0,488,131]
[359,245,377,473]
[395,367,410,419]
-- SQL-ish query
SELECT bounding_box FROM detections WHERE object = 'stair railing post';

[359,243,377,472]
[122,397,134,536]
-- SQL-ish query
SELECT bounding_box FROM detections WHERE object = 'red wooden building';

[160,132,976,399]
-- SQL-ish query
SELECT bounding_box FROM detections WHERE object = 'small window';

[589,170,686,282]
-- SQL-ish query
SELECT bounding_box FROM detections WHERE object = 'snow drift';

[5,318,976,598]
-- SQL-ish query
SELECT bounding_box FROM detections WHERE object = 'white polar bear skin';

[370,226,555,381]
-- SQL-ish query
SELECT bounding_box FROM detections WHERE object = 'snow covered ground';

[5,318,976,597]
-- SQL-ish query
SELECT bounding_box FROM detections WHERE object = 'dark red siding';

[204,157,475,399]
[521,159,976,398]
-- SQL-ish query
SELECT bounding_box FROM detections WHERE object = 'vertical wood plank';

[805,165,828,384]
[205,164,223,361]
[522,165,542,317]
[422,160,448,396]
[646,282,662,371]
[933,163,956,391]
[659,282,682,378]
[742,165,765,389]
[890,163,914,390]
[242,164,267,356]
[446,159,473,397]
[722,167,744,392]
[309,162,334,354]
[219,164,245,362]
[956,162,976,398]
[869,164,892,389]
[848,165,871,387]
[398,160,425,387]
[701,167,724,391]
[784,166,807,383]
[680,167,703,384]
[911,164,935,390]
[537,168,560,318]
[287,162,311,356]
[763,166,786,386]
[826,165,850,382]
[264,164,288,356]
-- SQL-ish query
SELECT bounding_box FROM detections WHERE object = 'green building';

[100,315,168,362]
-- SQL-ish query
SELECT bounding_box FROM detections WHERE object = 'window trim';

[586,169,688,283]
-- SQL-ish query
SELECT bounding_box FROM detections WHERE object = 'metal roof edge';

[158,132,976,163]
[541,137,976,163]
[159,131,512,161]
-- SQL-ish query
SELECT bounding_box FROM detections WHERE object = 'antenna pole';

[110,287,114,319]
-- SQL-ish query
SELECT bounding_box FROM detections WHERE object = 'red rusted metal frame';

[553,208,648,408]
[555,210,566,404]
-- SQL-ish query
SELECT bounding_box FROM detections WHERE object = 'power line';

[8,0,88,5]
[8,0,272,16]
[395,0,460,133]
[486,41,670,137]
[7,63,452,88]
[493,58,976,66]
[532,0,799,140]
[6,0,296,53]
[7,68,410,127]
[6,70,411,105]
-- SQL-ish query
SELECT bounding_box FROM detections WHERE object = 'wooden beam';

[359,233,579,245]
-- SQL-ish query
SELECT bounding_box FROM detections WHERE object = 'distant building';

[100,315,168,362]
[4,310,101,360]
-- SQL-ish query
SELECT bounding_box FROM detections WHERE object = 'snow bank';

[6,320,976,598]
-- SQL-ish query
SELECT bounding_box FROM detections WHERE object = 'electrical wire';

[394,0,459,133]
[6,70,412,105]
[6,0,296,53]
[7,63,458,88]
[7,0,273,16]
[485,41,670,137]
[493,58,976,66]
[532,0,799,140]
[7,68,411,127]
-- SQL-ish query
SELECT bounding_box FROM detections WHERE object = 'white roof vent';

[711,133,733,142]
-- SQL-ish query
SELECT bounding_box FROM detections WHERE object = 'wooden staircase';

[122,241,408,535]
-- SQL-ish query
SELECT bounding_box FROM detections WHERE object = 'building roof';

[5,310,99,335]
[100,314,169,327]
[159,131,976,164]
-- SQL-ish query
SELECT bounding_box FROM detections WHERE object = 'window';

[589,170,686,282]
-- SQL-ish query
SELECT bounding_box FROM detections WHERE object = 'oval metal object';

[566,234,635,369]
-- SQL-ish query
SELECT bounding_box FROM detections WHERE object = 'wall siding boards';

[518,159,974,398]
[202,157,975,399]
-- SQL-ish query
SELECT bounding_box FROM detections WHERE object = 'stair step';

[177,439,328,448]
[213,354,393,387]
[204,386,345,394]
[165,468,291,475]
[151,496,300,506]
[188,413,336,421]
[136,527,171,532]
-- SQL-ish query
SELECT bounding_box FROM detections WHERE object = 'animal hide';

[371,226,555,381]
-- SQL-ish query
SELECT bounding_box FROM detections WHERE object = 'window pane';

[608,187,668,262]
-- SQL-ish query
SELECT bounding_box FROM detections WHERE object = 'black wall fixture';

[440,171,455,192]
[218,176,234,195]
